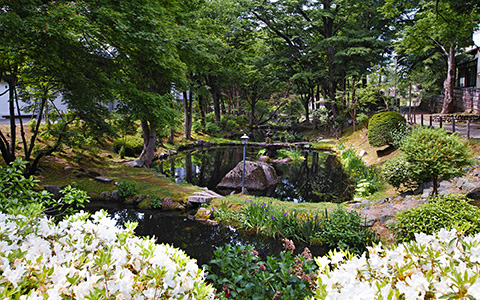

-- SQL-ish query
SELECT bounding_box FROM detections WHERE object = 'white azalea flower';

[329,251,345,265]
[3,264,26,287]
[415,232,434,245]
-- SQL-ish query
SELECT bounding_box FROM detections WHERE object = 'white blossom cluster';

[0,210,215,299]
[311,228,480,299]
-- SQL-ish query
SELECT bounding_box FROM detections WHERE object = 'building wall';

[474,29,480,88]
[453,88,480,113]
[0,81,10,117]
[0,81,69,119]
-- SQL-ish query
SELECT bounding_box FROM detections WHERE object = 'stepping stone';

[188,195,212,204]
[94,176,113,183]
[188,188,224,204]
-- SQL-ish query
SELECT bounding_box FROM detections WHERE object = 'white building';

[0,81,71,120]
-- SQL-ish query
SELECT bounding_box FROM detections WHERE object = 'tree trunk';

[7,76,16,159]
[135,120,156,168]
[351,79,357,132]
[441,46,456,114]
[209,76,222,123]
[168,128,174,144]
[183,91,192,140]
[199,94,206,129]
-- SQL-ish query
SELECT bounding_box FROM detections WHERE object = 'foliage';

[277,149,305,162]
[389,123,409,148]
[278,131,296,143]
[356,113,369,128]
[381,153,419,191]
[219,114,246,133]
[393,194,480,243]
[204,241,317,300]
[382,0,480,113]
[205,121,221,135]
[0,210,214,299]
[211,201,242,225]
[310,228,480,299]
[113,135,144,157]
[256,148,268,159]
[148,195,163,209]
[312,107,331,127]
[312,207,378,255]
[0,159,89,216]
[339,148,383,197]
[400,126,473,195]
[215,199,376,253]
[116,180,140,200]
[367,111,406,147]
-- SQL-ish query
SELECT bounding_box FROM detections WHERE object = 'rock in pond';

[216,160,279,191]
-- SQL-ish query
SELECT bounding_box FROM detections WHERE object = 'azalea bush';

[0,210,215,299]
[205,240,317,300]
[311,228,480,299]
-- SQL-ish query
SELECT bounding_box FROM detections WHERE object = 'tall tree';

[243,0,391,127]
[382,0,480,113]
[0,0,114,175]
[84,0,187,167]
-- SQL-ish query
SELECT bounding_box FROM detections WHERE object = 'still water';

[86,202,327,266]
[153,146,353,203]
[87,147,347,265]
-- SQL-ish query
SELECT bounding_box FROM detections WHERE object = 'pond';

[86,146,349,266]
[153,146,353,203]
[86,201,327,266]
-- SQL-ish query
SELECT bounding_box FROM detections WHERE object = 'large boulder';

[217,161,279,191]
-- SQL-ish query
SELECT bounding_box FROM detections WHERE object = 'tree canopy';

[1,0,479,168]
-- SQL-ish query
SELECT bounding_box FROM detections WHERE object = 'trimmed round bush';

[393,193,480,242]
[113,135,143,157]
[367,111,406,147]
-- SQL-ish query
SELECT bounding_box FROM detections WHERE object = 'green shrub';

[149,195,163,209]
[340,148,383,197]
[381,153,419,191]
[393,194,480,242]
[356,113,369,128]
[0,159,89,216]
[117,179,139,199]
[113,135,143,157]
[230,199,375,254]
[204,242,317,300]
[367,111,406,147]
[312,207,378,255]
[400,126,473,195]
[205,121,221,134]
[219,115,242,132]
[193,120,204,133]
[277,148,304,162]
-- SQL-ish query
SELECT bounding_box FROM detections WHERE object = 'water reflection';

[86,202,327,266]
[153,147,353,203]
